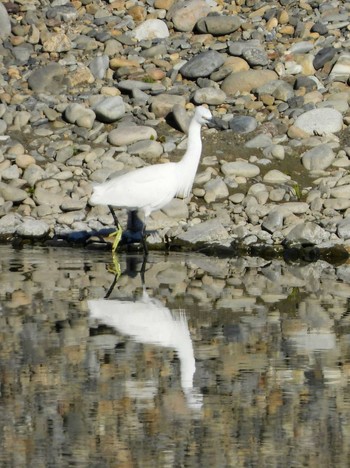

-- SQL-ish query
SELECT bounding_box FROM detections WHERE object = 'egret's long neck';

[176,119,203,197]
[180,119,202,169]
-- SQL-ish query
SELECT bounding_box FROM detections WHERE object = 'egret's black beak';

[207,116,225,130]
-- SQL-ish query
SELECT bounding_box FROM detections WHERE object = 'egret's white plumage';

[89,106,212,252]
[88,289,203,410]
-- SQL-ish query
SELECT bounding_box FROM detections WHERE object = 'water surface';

[1,245,350,467]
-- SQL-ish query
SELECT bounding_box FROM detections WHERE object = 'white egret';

[89,105,213,254]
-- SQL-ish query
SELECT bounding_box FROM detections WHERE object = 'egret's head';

[194,106,213,125]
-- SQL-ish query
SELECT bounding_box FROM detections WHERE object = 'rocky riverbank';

[0,0,350,258]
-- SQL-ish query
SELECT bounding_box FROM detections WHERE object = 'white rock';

[131,19,169,41]
[294,108,343,135]
[263,170,291,184]
[108,125,157,146]
[16,218,50,237]
[204,177,229,203]
[329,53,350,81]
[302,144,335,171]
[64,103,96,129]
[93,96,125,123]
[193,87,226,105]
[221,161,260,178]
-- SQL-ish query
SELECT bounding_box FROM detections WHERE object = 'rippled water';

[1,245,350,467]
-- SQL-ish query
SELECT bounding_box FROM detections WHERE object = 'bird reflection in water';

[87,256,203,411]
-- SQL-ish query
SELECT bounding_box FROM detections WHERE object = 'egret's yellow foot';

[110,225,122,253]
[107,252,121,278]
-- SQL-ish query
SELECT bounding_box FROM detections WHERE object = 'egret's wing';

[93,163,179,211]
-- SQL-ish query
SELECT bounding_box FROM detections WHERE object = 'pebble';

[151,94,187,117]
[108,125,157,146]
[221,161,260,178]
[16,218,50,238]
[203,177,229,203]
[131,19,170,41]
[196,15,242,36]
[193,87,226,105]
[93,96,125,123]
[302,145,335,171]
[0,0,349,254]
[168,0,211,32]
[178,219,229,243]
[64,104,96,129]
[263,170,291,184]
[27,63,67,94]
[127,140,163,160]
[229,116,257,134]
[285,222,329,245]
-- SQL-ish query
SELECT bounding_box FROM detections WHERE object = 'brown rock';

[128,5,146,22]
[167,0,211,32]
[287,125,309,139]
[154,0,174,9]
[42,33,71,53]
[110,57,140,70]
[67,66,95,87]
[221,69,278,95]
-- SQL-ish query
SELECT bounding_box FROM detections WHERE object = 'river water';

[0,244,350,467]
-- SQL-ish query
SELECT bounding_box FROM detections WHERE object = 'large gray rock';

[23,165,46,187]
[285,222,329,245]
[0,3,11,40]
[301,145,335,171]
[89,55,109,79]
[294,108,343,135]
[150,94,186,117]
[0,183,28,202]
[196,15,242,35]
[0,213,22,235]
[178,219,229,243]
[93,96,125,123]
[313,47,336,70]
[28,63,68,94]
[108,125,157,146]
[180,51,225,79]
[127,140,163,159]
[167,0,211,32]
[242,48,269,67]
[16,219,50,237]
[193,87,226,105]
[330,184,350,199]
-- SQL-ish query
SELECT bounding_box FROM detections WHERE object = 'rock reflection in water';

[88,267,203,410]
[1,246,350,466]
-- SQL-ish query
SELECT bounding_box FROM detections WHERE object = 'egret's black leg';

[108,205,120,228]
[108,205,122,253]
[141,224,149,256]
[140,254,147,284]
